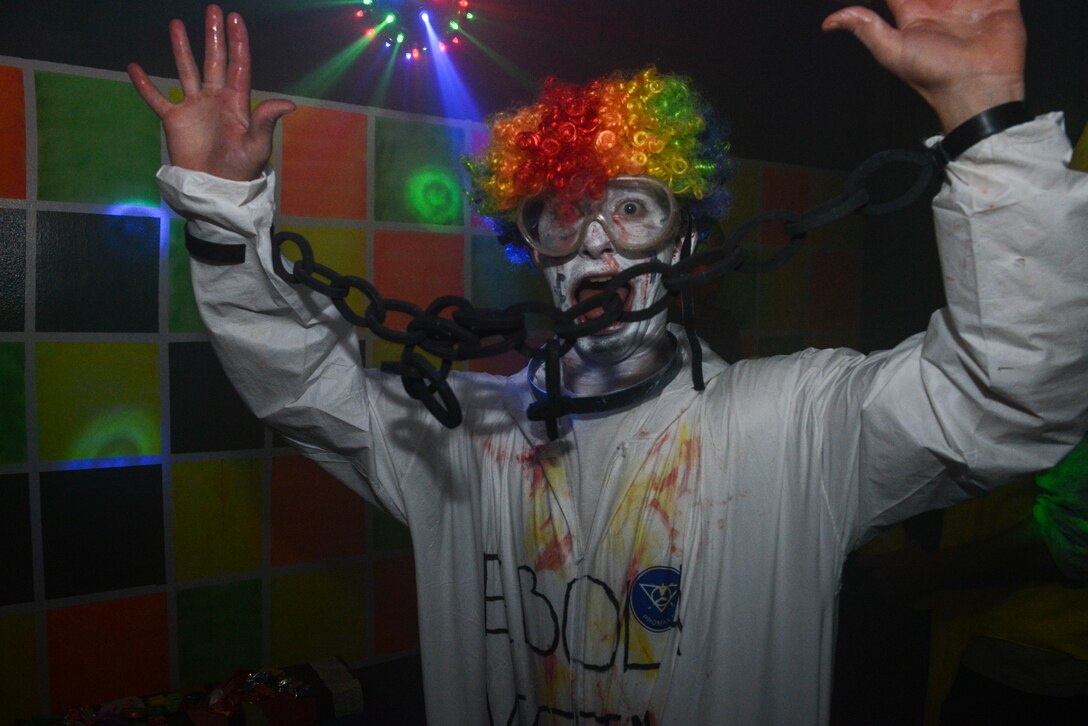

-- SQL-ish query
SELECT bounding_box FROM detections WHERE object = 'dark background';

[2,0,1085,170]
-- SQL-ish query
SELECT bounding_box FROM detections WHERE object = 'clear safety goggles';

[517,176,680,258]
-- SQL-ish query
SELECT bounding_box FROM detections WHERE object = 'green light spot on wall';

[405,166,462,225]
[67,408,159,462]
[36,341,161,463]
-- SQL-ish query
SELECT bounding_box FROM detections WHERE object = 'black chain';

[272,147,938,438]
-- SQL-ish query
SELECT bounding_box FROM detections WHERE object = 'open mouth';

[575,276,632,333]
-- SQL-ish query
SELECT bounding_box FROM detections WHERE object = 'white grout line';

[19,61,52,719]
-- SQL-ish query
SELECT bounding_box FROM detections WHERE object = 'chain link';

[272,147,938,438]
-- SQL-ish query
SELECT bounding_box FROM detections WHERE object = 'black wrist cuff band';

[185,226,246,265]
[932,101,1032,169]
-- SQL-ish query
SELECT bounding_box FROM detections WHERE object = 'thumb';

[823,7,902,69]
[250,98,296,138]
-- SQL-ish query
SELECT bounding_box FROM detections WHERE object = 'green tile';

[36,342,160,463]
[35,72,161,205]
[755,334,806,358]
[715,265,757,333]
[374,116,465,226]
[271,566,368,665]
[469,235,550,311]
[177,580,262,688]
[371,503,412,552]
[0,343,25,464]
[168,219,203,333]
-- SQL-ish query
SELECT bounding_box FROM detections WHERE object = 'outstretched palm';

[128,4,294,181]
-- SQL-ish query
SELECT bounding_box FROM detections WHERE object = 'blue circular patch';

[630,566,681,632]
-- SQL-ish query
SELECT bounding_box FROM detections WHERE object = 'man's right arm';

[160,166,404,505]
[132,6,410,513]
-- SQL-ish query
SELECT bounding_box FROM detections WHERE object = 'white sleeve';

[835,114,1088,545]
[157,166,408,517]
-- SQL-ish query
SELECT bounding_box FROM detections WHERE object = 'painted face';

[532,196,684,387]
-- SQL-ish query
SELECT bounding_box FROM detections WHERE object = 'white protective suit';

[160,115,1088,725]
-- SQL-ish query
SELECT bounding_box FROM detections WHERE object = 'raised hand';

[128,4,294,181]
[823,0,1026,132]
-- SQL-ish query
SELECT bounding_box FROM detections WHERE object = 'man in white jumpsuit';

[130,2,1088,723]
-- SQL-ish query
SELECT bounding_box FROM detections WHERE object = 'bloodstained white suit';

[160,115,1088,724]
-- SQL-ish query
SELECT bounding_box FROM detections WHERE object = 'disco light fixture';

[356,0,476,62]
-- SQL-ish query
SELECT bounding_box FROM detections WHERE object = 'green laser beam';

[287,34,372,98]
[455,28,537,91]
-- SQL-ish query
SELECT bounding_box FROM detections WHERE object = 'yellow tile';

[173,459,263,581]
[0,613,40,723]
[277,224,367,279]
[36,342,160,462]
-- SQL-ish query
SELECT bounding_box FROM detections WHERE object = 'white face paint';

[533,218,684,395]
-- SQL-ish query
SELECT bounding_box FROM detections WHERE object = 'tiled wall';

[0,57,862,720]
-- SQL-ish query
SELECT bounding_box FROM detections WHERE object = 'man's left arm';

[820,1,1088,542]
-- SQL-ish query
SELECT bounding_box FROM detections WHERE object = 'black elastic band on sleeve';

[932,101,1032,169]
[184,226,247,265]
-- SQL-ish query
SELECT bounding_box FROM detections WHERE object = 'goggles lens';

[518,177,679,257]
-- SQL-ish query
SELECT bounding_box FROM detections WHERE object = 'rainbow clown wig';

[465,67,732,263]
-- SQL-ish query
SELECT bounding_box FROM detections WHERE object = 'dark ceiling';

[2,1,1085,169]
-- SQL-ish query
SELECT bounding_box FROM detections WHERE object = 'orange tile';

[281,105,367,220]
[373,230,464,308]
[47,594,169,713]
[271,455,366,566]
[373,556,419,656]
[760,167,809,246]
[0,66,26,199]
[809,251,862,334]
[369,228,466,370]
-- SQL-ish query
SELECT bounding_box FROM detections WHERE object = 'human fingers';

[203,4,227,90]
[169,18,201,96]
[225,12,251,96]
[249,99,296,140]
[127,63,174,119]
[822,6,903,71]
